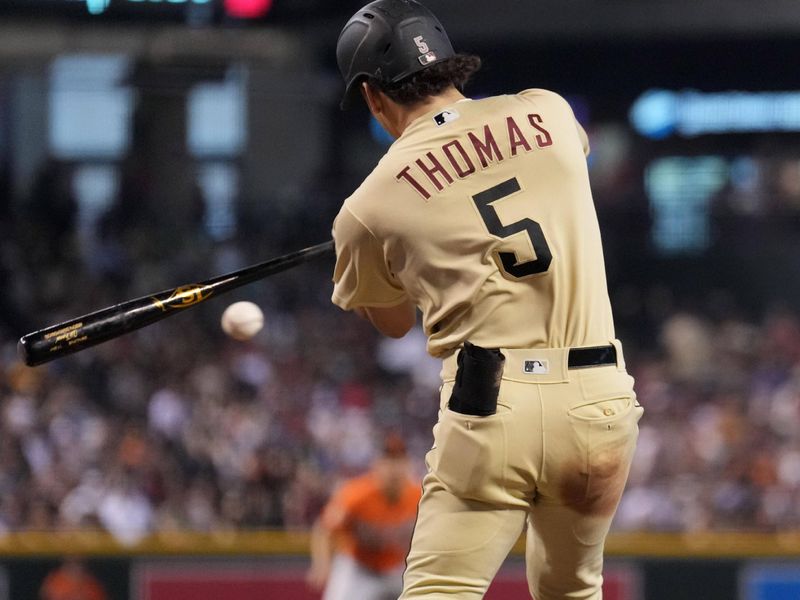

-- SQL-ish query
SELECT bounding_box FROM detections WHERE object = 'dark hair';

[368,53,481,106]
[381,432,407,458]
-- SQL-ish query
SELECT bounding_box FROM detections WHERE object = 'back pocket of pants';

[432,408,508,502]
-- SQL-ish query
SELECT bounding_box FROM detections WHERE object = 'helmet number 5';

[472,177,552,279]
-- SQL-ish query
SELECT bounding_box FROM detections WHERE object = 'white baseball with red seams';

[221,301,264,340]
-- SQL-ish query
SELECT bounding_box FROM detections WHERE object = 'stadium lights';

[630,89,800,139]
[78,0,282,18]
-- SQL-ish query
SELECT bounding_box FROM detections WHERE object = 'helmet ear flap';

[340,76,367,111]
[336,0,455,110]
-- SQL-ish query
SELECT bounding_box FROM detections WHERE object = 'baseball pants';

[323,553,404,600]
[401,340,643,600]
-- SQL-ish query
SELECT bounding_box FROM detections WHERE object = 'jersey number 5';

[472,177,552,278]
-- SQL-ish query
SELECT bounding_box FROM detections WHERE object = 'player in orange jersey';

[307,434,421,600]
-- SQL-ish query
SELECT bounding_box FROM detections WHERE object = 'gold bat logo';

[151,285,212,311]
[43,322,84,343]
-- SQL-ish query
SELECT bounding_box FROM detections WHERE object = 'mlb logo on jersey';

[433,109,460,126]
[523,359,549,374]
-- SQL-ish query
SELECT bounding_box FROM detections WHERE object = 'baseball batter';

[331,1,644,598]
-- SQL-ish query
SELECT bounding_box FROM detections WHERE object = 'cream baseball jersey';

[332,88,615,357]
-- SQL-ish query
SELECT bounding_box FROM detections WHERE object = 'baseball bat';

[18,239,335,367]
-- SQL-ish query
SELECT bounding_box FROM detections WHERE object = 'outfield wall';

[1,531,799,600]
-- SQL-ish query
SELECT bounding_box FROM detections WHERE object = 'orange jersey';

[322,471,421,573]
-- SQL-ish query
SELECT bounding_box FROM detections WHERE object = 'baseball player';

[329,1,644,598]
[307,434,422,600]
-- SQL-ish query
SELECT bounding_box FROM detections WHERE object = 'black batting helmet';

[336,0,455,110]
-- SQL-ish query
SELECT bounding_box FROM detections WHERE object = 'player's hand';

[306,562,330,591]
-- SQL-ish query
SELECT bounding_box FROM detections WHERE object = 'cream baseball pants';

[401,341,643,600]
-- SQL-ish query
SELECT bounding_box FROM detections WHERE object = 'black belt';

[567,345,617,369]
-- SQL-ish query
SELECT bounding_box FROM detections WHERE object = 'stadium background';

[2,1,800,598]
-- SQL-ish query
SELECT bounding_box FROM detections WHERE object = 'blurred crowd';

[617,307,800,531]
[1,160,800,545]
[0,166,443,544]
[0,301,441,544]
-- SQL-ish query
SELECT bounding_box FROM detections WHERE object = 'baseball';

[221,301,264,341]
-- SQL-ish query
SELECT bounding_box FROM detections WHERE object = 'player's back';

[343,88,615,356]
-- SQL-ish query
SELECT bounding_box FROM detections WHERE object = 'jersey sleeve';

[331,205,409,310]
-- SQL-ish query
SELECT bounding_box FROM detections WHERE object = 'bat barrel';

[17,239,335,367]
[17,299,170,367]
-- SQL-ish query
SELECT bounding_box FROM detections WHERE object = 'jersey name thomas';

[396,114,553,200]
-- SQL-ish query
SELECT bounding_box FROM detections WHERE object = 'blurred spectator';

[96,471,153,546]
